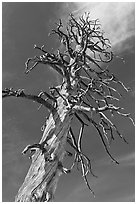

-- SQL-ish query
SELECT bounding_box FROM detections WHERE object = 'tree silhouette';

[2,12,134,202]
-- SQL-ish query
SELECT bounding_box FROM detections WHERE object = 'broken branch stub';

[3,12,134,202]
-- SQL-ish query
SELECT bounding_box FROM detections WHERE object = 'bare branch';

[2,88,55,112]
[3,12,134,202]
[99,112,128,144]
[76,110,119,164]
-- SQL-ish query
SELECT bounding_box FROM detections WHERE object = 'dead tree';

[2,12,134,202]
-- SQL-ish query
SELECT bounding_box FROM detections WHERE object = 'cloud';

[118,152,135,166]
[48,2,134,86]
[65,151,134,202]
[60,2,135,54]
[65,150,134,201]
[96,151,135,168]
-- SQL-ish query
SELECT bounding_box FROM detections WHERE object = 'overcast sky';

[2,2,135,202]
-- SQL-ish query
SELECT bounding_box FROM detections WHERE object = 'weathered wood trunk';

[15,87,73,202]
[3,12,134,202]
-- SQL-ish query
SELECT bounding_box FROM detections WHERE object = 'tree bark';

[3,12,134,202]
[15,88,73,202]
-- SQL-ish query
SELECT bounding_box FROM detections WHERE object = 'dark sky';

[2,2,135,202]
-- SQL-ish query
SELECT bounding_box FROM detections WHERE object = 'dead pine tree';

[2,12,134,202]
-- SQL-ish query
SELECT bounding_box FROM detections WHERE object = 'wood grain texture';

[15,90,73,202]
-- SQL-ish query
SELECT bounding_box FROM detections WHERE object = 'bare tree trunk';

[15,87,73,202]
[3,12,134,202]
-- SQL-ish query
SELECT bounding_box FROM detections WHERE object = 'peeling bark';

[15,87,73,202]
[3,12,134,202]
